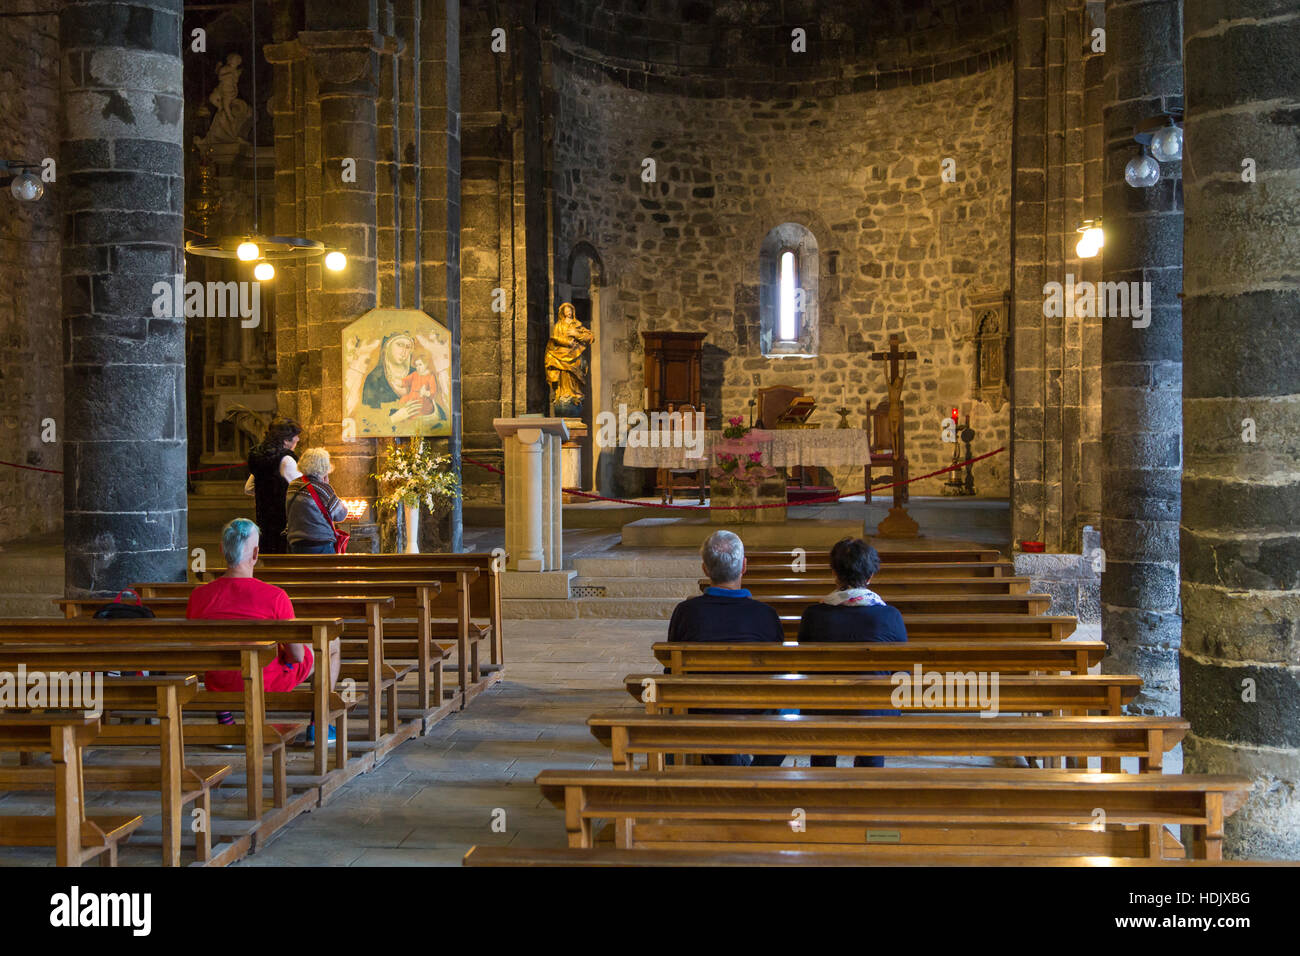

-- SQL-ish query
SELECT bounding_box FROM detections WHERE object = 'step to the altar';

[621,516,868,548]
[502,595,679,619]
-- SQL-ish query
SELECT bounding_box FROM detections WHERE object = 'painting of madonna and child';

[342,308,453,438]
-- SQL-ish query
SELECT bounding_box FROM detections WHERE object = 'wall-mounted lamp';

[1126,111,1183,189]
[1075,218,1104,258]
[0,160,44,202]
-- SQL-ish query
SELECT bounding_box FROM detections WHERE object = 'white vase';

[403,501,420,554]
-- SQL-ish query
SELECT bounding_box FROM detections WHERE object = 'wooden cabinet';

[642,331,706,411]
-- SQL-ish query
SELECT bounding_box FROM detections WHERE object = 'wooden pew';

[535,767,1252,859]
[1,673,229,866]
[0,623,301,821]
[134,580,454,724]
[742,561,1015,579]
[0,711,143,866]
[623,673,1142,716]
[780,614,1078,641]
[463,846,1283,867]
[60,595,410,746]
[587,712,1189,772]
[192,566,494,708]
[762,593,1053,617]
[710,576,1032,596]
[652,640,1106,677]
[255,552,507,670]
[745,548,1003,566]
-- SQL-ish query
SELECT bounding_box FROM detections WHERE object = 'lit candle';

[840,385,846,408]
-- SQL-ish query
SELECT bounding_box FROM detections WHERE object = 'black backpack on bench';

[94,589,156,619]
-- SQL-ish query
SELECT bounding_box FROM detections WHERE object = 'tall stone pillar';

[1099,0,1183,714]
[60,0,187,594]
[1181,2,1300,859]
[299,3,383,502]
[419,0,462,551]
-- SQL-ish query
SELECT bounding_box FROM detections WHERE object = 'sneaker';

[305,723,337,745]
[214,712,237,751]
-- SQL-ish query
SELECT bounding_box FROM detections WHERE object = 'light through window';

[779,250,798,341]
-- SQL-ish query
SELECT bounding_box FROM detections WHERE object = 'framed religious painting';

[342,308,453,438]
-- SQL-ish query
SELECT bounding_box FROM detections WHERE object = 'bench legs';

[195,789,212,864]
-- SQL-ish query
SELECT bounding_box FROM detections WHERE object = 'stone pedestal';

[494,418,569,571]
[876,507,919,539]
[560,420,588,504]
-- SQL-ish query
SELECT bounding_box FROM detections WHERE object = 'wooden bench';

[653,640,1106,677]
[190,566,494,709]
[587,712,1189,772]
[745,548,1004,566]
[623,673,1143,716]
[462,846,1281,867]
[61,595,410,745]
[763,593,1053,617]
[2,673,230,866]
[743,562,1016,581]
[535,767,1252,859]
[256,552,507,670]
[0,711,143,866]
[135,579,454,725]
[0,624,299,821]
[709,576,1032,596]
[780,614,1078,641]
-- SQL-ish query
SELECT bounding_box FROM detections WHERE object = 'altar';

[622,427,872,474]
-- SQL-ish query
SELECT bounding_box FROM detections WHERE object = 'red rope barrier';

[462,447,1006,511]
[0,460,252,477]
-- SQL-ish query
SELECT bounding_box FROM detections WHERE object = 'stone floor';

[240,618,662,866]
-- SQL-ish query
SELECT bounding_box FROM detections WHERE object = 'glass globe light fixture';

[10,171,43,202]
[1150,124,1183,163]
[324,250,347,272]
[253,261,275,281]
[1125,151,1161,188]
[236,241,260,261]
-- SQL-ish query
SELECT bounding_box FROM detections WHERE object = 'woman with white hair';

[284,447,349,554]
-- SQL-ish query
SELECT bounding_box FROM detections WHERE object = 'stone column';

[1099,0,1184,715]
[60,0,187,594]
[300,4,383,501]
[1181,2,1300,859]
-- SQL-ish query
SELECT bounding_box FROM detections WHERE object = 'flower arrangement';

[372,438,460,512]
[711,420,777,492]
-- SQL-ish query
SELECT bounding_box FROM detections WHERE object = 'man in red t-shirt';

[187,518,322,694]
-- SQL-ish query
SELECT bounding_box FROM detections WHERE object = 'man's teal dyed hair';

[222,518,261,566]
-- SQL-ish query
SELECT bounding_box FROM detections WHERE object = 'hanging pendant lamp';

[184,0,345,278]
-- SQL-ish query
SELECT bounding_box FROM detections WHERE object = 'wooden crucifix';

[869,333,920,538]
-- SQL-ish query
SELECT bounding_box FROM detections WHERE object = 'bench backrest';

[760,593,1051,615]
[651,640,1105,675]
[779,614,1076,640]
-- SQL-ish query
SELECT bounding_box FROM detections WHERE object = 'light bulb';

[1125,153,1160,188]
[1150,125,1183,163]
[1083,226,1104,251]
[10,171,43,202]
[1076,234,1100,259]
[324,250,347,271]
[236,241,260,261]
[253,261,275,281]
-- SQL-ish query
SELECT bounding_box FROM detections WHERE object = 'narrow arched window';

[759,223,818,357]
[778,250,799,341]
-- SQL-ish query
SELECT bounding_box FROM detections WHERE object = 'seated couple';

[666,530,908,767]
[186,517,341,744]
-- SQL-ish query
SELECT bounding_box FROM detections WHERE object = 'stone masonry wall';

[0,16,64,543]
[553,60,1014,497]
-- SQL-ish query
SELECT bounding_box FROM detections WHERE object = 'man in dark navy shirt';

[798,537,908,767]
[666,530,785,767]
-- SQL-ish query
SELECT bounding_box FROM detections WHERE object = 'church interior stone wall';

[551,59,1016,497]
[0,18,64,542]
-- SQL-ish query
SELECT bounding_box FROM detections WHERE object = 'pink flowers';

[748,451,762,463]
[728,416,744,427]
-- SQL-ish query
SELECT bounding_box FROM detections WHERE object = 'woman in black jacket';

[244,417,302,554]
[285,447,348,554]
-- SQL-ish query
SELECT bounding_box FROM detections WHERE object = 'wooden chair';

[655,403,708,504]
[866,399,909,504]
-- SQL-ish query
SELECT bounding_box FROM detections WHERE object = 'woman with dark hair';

[798,537,908,768]
[243,416,302,555]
